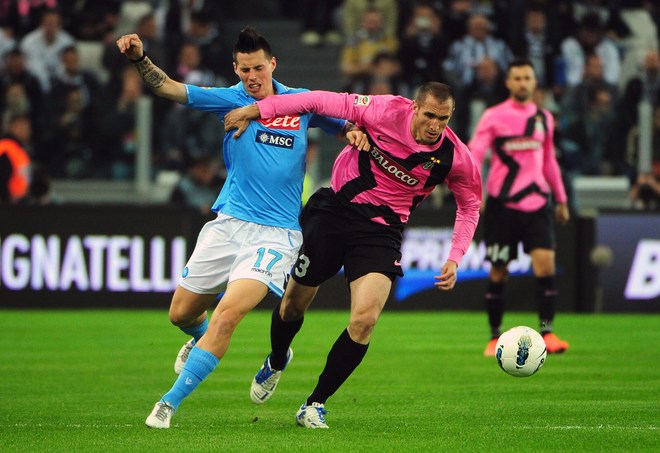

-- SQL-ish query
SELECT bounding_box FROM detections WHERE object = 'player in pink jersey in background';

[225,81,481,428]
[468,58,570,357]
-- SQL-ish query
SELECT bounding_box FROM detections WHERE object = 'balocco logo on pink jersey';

[369,147,419,186]
[258,115,301,130]
[501,137,542,152]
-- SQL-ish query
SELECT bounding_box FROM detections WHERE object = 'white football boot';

[250,348,293,404]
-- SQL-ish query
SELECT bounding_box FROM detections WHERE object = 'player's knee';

[534,268,555,278]
[168,307,195,327]
[207,310,241,337]
[280,294,312,321]
[348,314,378,341]
[490,265,509,283]
[280,304,305,322]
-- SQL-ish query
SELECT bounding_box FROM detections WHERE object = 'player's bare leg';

[169,286,216,374]
[146,280,267,428]
[297,273,391,428]
[251,279,318,404]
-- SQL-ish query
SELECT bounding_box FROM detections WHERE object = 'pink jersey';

[468,98,567,211]
[256,91,482,265]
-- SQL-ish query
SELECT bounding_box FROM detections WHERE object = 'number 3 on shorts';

[294,254,310,277]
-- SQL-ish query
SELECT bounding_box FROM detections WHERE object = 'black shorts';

[291,188,404,286]
[483,198,555,265]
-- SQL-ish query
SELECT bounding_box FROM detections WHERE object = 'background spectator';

[181,12,234,86]
[463,57,508,136]
[299,0,343,47]
[561,53,619,125]
[0,0,54,39]
[397,1,446,94]
[1,82,31,134]
[98,65,144,180]
[0,48,44,133]
[174,41,217,87]
[50,45,103,118]
[508,6,560,90]
[341,0,399,39]
[0,113,31,204]
[19,8,75,93]
[443,12,512,136]
[346,52,406,96]
[65,0,120,41]
[340,7,399,88]
[562,84,617,175]
[0,26,15,71]
[169,153,223,214]
[559,12,621,89]
[49,86,99,178]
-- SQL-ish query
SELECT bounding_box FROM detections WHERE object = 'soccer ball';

[496,326,547,377]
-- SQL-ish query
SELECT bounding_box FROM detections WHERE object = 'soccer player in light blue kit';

[117,27,367,429]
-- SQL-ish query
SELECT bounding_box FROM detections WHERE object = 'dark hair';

[6,47,23,58]
[190,11,212,26]
[137,12,155,28]
[40,7,61,21]
[507,57,535,74]
[416,81,454,106]
[60,45,77,57]
[580,12,603,32]
[233,27,272,62]
[8,113,31,125]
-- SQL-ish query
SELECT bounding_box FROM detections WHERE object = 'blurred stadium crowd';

[0,0,659,210]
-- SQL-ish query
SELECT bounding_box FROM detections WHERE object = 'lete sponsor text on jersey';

[258,115,301,130]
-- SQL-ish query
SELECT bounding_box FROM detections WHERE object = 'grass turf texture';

[0,310,658,452]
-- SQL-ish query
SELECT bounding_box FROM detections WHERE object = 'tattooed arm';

[116,34,187,103]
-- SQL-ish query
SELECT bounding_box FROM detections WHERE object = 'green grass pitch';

[0,309,658,452]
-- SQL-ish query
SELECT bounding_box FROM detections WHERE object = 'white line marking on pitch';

[514,425,657,430]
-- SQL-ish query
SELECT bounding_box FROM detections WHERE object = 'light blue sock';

[161,346,219,410]
[180,317,208,342]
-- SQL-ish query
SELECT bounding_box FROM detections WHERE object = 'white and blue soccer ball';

[496,326,547,377]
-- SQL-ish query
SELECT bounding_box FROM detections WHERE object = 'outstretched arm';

[116,34,188,104]
[225,105,370,151]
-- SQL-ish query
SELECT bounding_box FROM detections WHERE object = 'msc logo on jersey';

[354,95,371,106]
[258,115,300,130]
[256,130,295,149]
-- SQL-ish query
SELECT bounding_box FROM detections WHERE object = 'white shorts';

[179,213,303,297]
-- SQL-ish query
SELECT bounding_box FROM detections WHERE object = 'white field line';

[513,425,658,431]
[4,423,657,430]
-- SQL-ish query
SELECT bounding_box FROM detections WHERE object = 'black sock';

[486,281,505,338]
[269,301,303,370]
[536,276,557,334]
[307,329,368,405]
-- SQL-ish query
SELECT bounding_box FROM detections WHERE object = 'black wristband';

[130,53,147,63]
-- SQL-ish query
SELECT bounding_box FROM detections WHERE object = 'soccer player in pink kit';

[224,82,481,428]
[468,58,570,357]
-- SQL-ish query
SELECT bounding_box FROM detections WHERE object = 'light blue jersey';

[185,80,346,230]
